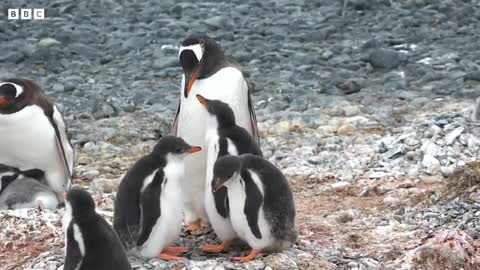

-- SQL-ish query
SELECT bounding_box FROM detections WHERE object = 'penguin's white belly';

[177,67,251,222]
[0,105,67,192]
[228,181,274,251]
[204,136,237,241]
[139,181,183,258]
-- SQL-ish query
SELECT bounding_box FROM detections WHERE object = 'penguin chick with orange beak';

[212,154,297,262]
[196,94,262,254]
[113,136,201,260]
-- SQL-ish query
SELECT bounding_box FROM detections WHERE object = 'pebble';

[368,49,404,69]
[329,181,352,192]
[337,124,356,136]
[38,38,62,48]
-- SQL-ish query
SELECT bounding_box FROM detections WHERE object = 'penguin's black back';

[219,125,262,157]
[240,154,296,243]
[113,154,166,249]
[68,211,132,270]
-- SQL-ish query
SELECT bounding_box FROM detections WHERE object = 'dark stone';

[368,48,405,69]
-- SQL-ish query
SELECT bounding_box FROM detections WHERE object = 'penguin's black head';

[196,94,236,128]
[179,35,224,98]
[212,155,241,192]
[152,135,202,158]
[0,81,25,108]
[64,187,96,216]
[0,164,20,192]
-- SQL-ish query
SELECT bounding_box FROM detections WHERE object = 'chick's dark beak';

[196,94,208,108]
[213,177,227,192]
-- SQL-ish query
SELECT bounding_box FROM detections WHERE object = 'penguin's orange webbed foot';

[158,252,184,261]
[185,219,202,232]
[202,240,231,253]
[230,249,258,262]
[163,246,189,255]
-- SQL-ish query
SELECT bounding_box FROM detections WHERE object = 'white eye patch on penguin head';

[179,43,203,63]
[178,36,211,98]
[0,82,24,105]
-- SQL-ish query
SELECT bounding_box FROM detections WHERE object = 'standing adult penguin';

[196,94,262,253]
[212,154,297,261]
[171,35,259,231]
[63,187,131,270]
[0,79,74,194]
[113,136,202,260]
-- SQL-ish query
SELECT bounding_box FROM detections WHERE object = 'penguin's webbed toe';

[163,246,189,255]
[230,249,258,262]
[201,240,231,253]
[158,253,185,261]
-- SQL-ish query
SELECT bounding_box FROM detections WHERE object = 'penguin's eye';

[175,147,182,154]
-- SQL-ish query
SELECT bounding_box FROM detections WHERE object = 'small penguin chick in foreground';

[212,154,297,262]
[113,135,202,260]
[63,187,131,270]
[196,94,262,253]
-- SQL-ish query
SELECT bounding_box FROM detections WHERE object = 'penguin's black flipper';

[246,83,260,144]
[242,170,263,239]
[212,137,231,218]
[64,223,83,270]
[171,100,181,135]
[48,106,74,185]
[137,169,165,246]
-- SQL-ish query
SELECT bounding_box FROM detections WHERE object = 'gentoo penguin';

[0,79,74,194]
[113,135,201,260]
[196,94,262,253]
[171,35,259,231]
[63,187,132,270]
[212,154,297,261]
[0,163,58,209]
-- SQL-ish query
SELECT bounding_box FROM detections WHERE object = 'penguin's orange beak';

[196,94,208,108]
[186,146,202,153]
[0,97,8,105]
[184,66,200,98]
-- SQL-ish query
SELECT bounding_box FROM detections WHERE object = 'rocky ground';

[1,0,480,269]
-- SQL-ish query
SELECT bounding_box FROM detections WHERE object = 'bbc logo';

[7,9,45,20]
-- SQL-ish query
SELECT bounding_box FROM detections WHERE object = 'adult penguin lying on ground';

[0,79,74,194]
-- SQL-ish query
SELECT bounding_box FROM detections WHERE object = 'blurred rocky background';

[1,0,480,269]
